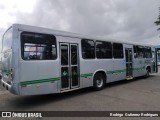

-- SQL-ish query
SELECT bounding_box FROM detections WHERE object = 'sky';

[0,0,160,50]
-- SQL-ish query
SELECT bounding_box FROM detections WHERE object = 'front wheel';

[93,73,106,91]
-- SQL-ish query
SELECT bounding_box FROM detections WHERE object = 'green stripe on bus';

[132,66,145,71]
[20,66,145,85]
[20,73,94,85]
[20,77,60,85]
[80,73,93,77]
[107,67,145,74]
[1,69,11,74]
[107,69,126,74]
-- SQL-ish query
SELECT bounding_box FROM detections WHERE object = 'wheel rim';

[96,77,103,88]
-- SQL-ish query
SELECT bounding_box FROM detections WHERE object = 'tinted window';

[71,45,78,65]
[96,41,112,59]
[144,47,152,58]
[113,43,124,58]
[133,45,151,58]
[157,50,160,61]
[21,32,57,60]
[133,45,137,58]
[81,39,95,59]
[61,45,68,65]
[137,46,144,58]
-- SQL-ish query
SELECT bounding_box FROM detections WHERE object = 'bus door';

[156,48,160,72]
[60,43,79,91]
[125,48,133,79]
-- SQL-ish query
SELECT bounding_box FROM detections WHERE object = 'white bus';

[0,24,158,95]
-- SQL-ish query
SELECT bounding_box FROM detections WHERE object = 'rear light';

[21,84,27,88]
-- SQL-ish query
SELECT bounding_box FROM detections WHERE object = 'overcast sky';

[0,0,160,50]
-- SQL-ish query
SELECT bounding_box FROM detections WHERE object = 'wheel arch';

[92,69,107,86]
[146,65,151,73]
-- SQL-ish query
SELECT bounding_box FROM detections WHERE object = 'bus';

[0,24,158,95]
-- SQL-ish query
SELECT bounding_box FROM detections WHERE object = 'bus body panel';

[19,60,59,95]
[112,59,126,81]
[80,59,113,87]
[0,26,20,95]
[133,58,145,77]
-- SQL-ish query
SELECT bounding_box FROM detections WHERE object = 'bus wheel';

[144,69,149,78]
[93,73,105,90]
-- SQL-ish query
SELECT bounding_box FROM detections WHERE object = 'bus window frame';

[20,31,57,60]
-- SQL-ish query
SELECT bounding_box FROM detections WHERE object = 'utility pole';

[155,7,160,30]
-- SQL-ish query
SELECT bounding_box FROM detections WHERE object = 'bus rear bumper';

[0,79,19,95]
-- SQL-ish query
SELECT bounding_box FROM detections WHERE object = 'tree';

[155,7,160,30]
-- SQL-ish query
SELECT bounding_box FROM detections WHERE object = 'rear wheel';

[93,73,106,90]
[144,68,149,78]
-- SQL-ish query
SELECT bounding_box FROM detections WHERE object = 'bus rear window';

[21,32,57,60]
[2,27,12,52]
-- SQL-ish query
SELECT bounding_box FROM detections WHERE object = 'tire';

[93,73,106,90]
[144,69,149,79]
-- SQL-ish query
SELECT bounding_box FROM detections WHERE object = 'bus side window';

[133,45,137,58]
[113,43,124,59]
[81,39,95,59]
[135,45,145,58]
[21,32,57,60]
[96,41,112,59]
[146,47,152,58]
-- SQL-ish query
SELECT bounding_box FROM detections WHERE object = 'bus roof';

[13,23,154,47]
